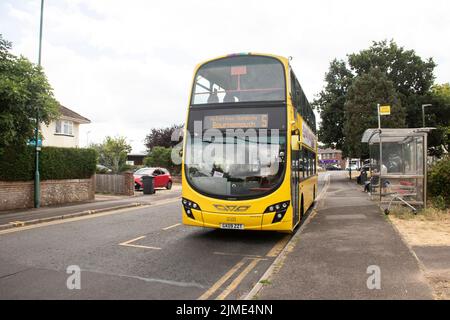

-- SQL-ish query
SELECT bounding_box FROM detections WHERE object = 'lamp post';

[421,104,433,128]
[34,0,44,208]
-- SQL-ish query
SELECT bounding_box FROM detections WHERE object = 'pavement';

[254,171,434,300]
[0,185,181,230]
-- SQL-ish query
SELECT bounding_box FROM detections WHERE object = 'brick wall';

[123,172,134,196]
[0,176,95,211]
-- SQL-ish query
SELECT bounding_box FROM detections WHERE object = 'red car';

[134,167,172,190]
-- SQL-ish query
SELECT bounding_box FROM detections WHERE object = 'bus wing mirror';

[291,135,300,151]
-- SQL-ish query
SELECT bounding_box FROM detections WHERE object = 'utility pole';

[34,0,44,208]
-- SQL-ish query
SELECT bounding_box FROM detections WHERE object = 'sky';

[1,0,449,153]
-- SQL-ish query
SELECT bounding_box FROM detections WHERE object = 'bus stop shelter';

[361,128,434,214]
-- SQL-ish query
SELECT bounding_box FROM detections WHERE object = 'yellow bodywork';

[181,53,318,233]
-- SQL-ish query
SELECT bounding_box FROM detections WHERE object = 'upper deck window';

[191,56,286,105]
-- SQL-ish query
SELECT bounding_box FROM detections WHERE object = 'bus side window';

[299,149,303,179]
[305,150,309,178]
[309,151,312,177]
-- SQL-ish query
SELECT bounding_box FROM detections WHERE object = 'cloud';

[1,0,449,152]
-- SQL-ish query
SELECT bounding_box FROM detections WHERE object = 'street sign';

[379,105,391,116]
[28,139,42,147]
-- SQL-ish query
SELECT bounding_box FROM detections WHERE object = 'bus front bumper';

[182,209,293,232]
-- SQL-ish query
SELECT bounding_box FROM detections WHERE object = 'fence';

[96,172,134,196]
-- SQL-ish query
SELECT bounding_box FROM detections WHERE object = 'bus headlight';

[182,198,201,219]
[264,201,290,223]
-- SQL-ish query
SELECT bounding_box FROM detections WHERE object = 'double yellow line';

[198,257,263,300]
[198,234,290,300]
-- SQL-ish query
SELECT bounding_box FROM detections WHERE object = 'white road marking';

[82,268,205,289]
[119,236,161,250]
[163,223,181,231]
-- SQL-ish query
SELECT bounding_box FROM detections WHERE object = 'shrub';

[428,156,450,208]
[144,146,180,173]
[0,145,97,181]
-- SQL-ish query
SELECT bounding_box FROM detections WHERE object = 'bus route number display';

[204,114,269,129]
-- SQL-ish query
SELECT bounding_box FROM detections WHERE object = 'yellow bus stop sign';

[379,105,391,115]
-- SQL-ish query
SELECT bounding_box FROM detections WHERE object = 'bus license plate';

[220,223,244,230]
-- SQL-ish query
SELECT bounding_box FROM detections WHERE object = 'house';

[318,148,344,169]
[126,153,147,166]
[41,105,90,148]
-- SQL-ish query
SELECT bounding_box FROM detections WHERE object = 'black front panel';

[187,105,287,132]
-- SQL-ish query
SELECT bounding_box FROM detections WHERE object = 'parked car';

[134,167,172,191]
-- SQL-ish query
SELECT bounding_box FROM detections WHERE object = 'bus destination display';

[204,114,269,129]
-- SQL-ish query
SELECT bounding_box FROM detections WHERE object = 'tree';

[427,83,450,157]
[348,40,435,129]
[90,136,132,174]
[313,59,353,150]
[0,34,59,154]
[315,40,438,156]
[344,69,405,158]
[144,146,180,173]
[144,124,183,151]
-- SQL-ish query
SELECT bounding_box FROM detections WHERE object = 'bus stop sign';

[379,105,391,116]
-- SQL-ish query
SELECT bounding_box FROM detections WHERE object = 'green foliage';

[433,196,447,211]
[90,136,132,174]
[344,69,406,158]
[315,40,437,157]
[426,83,450,157]
[0,34,59,154]
[348,40,435,97]
[144,146,180,173]
[428,156,450,208]
[0,146,97,181]
[144,124,183,151]
[313,59,353,150]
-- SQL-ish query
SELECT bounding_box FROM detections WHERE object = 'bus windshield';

[191,55,286,105]
[185,133,286,199]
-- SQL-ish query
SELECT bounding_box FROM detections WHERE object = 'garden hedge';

[0,145,97,181]
[428,156,450,208]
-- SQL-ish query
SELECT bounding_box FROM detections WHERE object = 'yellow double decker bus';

[181,53,317,233]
